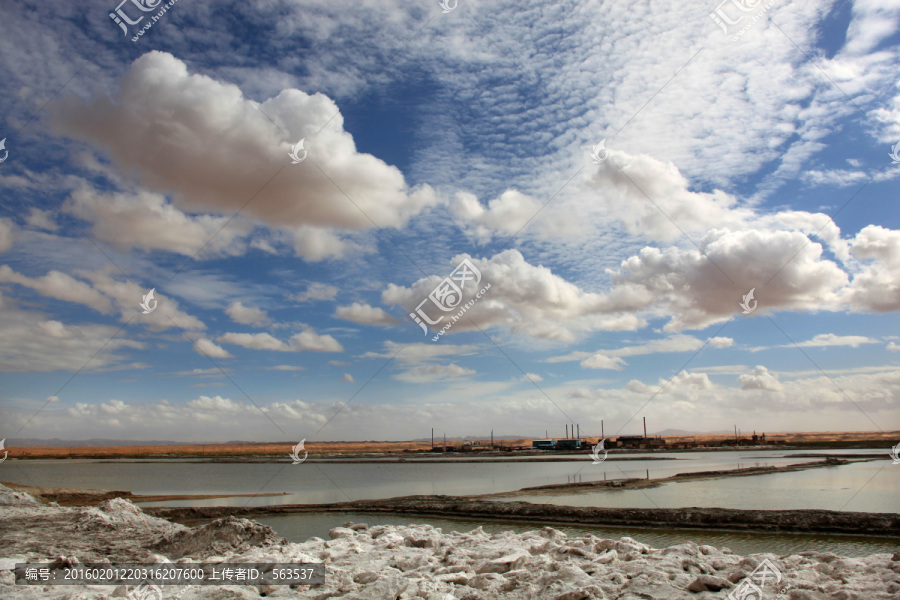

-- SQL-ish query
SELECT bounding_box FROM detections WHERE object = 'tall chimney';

[566,424,568,438]
[643,417,647,438]
[577,424,580,439]
[601,420,604,438]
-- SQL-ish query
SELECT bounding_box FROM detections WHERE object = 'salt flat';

[2,483,898,599]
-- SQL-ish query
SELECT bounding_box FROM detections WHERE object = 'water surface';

[0,449,893,513]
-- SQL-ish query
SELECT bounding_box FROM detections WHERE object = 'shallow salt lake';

[2,449,894,512]
[2,448,896,558]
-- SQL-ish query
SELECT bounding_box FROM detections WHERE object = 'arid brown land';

[3,431,897,459]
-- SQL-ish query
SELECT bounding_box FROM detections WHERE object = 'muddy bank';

[498,457,861,496]
[96,455,674,464]
[145,495,900,537]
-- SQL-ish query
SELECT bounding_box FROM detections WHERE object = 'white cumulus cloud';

[52,51,439,261]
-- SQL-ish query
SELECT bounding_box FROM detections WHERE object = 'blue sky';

[0,0,898,443]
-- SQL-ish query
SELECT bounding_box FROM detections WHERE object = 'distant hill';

[5,438,198,447]
[410,435,531,442]
[655,429,734,436]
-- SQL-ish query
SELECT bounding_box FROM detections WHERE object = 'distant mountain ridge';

[6,438,203,447]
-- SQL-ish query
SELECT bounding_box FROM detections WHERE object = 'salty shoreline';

[0,482,288,507]
[2,484,898,600]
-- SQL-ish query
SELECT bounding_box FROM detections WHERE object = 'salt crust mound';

[0,484,41,506]
[154,515,289,559]
[0,485,898,599]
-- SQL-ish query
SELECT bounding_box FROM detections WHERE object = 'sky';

[0,0,898,444]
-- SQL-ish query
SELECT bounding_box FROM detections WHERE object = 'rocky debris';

[686,574,731,592]
[154,516,287,559]
[1,484,898,599]
[0,484,184,564]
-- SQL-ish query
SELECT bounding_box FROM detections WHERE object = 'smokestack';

[566,424,568,438]
[577,424,580,439]
[491,429,494,448]
[432,428,434,451]
[601,420,604,438]
[643,417,647,438]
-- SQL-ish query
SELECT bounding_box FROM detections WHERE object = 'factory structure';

[530,419,774,451]
[429,419,778,453]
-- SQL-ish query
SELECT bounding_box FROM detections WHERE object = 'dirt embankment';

[493,457,861,496]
